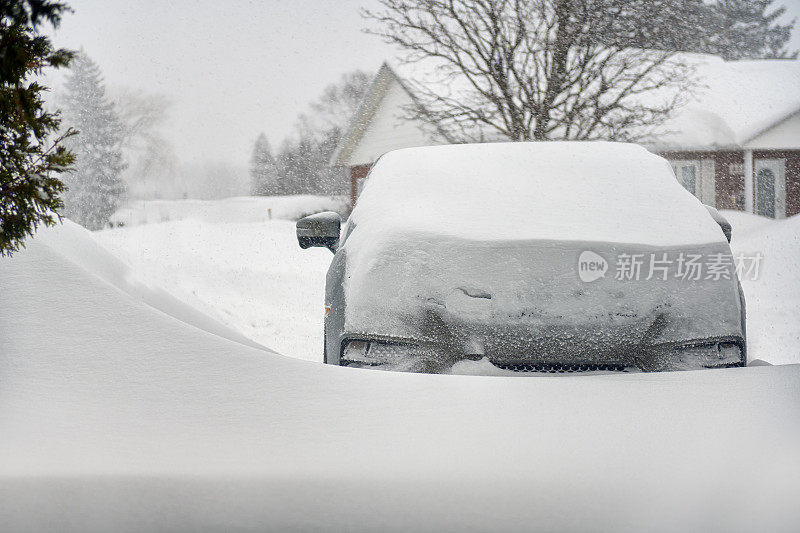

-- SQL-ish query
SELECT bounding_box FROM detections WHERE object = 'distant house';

[331,55,800,218]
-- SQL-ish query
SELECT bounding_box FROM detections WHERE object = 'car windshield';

[2,1,799,531]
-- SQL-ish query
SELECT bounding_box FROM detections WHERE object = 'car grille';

[493,363,629,373]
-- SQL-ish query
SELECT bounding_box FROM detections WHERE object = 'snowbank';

[726,211,800,365]
[109,194,348,228]
[95,219,332,361]
[91,201,799,367]
[2,220,800,531]
[722,209,782,238]
[29,221,265,351]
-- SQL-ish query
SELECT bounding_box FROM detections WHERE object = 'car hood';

[342,236,743,365]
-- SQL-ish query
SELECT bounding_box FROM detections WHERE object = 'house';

[330,55,800,218]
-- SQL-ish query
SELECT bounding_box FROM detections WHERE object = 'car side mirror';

[704,205,732,243]
[296,211,341,253]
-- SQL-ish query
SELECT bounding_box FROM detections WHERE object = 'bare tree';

[277,70,372,195]
[113,88,172,150]
[363,0,697,142]
[112,88,179,199]
[305,70,373,134]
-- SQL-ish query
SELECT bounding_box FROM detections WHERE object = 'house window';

[669,160,701,197]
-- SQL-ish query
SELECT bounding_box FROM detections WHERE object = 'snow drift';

[89,198,800,366]
[26,221,265,351]
[95,218,333,361]
[1,219,799,531]
[726,210,800,366]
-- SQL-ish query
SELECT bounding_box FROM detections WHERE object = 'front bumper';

[339,336,746,373]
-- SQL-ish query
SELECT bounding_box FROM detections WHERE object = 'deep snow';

[97,218,332,360]
[32,221,265,351]
[723,210,800,366]
[95,197,800,366]
[1,217,800,531]
[109,194,348,228]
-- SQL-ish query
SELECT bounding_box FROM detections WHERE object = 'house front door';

[754,159,786,219]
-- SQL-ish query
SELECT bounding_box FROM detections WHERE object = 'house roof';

[652,56,800,150]
[329,64,396,168]
[332,54,800,166]
[330,63,455,167]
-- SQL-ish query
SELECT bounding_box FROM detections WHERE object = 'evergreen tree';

[60,52,126,230]
[249,133,279,195]
[276,136,318,195]
[598,0,797,60]
[709,0,797,60]
[0,1,75,256]
[275,70,371,195]
[114,88,178,200]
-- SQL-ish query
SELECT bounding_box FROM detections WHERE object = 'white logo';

[578,251,608,282]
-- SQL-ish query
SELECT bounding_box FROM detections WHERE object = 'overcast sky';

[51,0,800,171]
[51,0,397,170]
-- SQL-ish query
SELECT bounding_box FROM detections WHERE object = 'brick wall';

[713,152,746,211]
[349,164,372,208]
[658,150,800,216]
[658,150,745,210]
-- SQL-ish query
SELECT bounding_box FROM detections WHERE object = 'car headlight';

[341,340,448,372]
[641,341,744,371]
[342,340,412,365]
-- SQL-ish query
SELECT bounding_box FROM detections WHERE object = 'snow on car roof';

[348,141,724,248]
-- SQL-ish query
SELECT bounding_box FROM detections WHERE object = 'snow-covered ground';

[97,196,342,360]
[98,219,331,360]
[94,197,800,365]
[1,216,800,531]
[724,210,800,365]
[108,194,348,227]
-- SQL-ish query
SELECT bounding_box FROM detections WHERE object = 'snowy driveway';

[1,221,799,531]
[97,219,331,360]
[94,198,800,366]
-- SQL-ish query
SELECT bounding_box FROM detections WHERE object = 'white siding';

[346,77,443,166]
[745,111,800,150]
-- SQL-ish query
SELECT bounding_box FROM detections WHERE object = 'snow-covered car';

[297,142,746,373]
